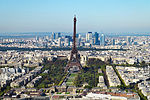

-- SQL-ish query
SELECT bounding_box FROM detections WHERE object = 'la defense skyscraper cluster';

[65,15,82,72]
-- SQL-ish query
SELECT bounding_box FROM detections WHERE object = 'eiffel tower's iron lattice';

[65,15,82,72]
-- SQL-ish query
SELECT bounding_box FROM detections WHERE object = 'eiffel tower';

[65,15,82,72]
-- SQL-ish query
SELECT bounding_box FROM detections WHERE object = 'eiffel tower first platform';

[65,15,82,72]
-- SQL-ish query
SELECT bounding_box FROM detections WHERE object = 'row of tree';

[37,59,67,88]
[74,58,106,88]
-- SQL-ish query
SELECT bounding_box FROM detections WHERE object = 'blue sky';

[0,0,150,33]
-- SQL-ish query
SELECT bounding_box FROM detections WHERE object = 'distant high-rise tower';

[127,36,131,45]
[86,32,92,42]
[94,32,99,45]
[65,15,82,72]
[64,38,69,47]
[36,36,39,41]
[55,32,61,39]
[51,32,56,40]
[58,38,61,47]
[112,38,115,45]
[100,34,105,46]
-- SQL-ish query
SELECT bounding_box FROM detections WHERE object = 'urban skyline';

[0,0,150,100]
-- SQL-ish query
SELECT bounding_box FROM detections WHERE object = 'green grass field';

[66,73,78,86]
[66,82,73,86]
[70,73,78,77]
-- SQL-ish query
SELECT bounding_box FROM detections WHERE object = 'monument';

[65,15,82,72]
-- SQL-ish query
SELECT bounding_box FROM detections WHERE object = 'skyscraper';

[112,38,115,45]
[86,32,92,43]
[100,34,105,46]
[94,32,99,45]
[51,32,56,40]
[127,36,131,45]
[55,32,61,39]
[36,36,39,41]
[90,38,94,45]
[65,36,72,42]
[64,38,69,47]
[58,38,61,47]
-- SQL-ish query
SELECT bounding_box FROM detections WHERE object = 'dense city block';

[0,33,149,100]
